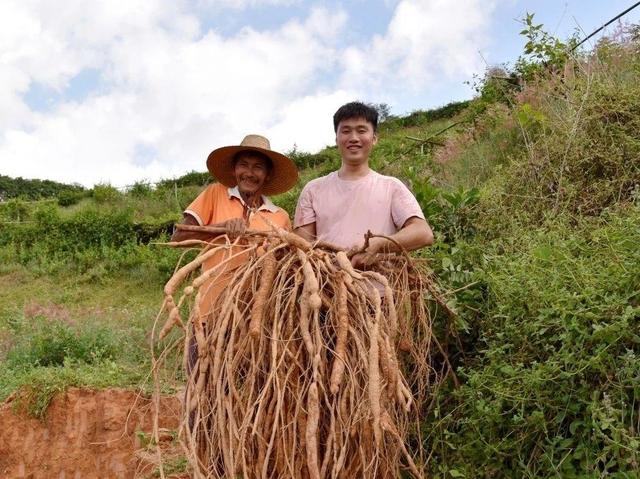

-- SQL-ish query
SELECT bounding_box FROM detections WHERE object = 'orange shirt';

[185,183,291,314]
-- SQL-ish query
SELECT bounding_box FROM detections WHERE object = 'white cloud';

[339,0,495,92]
[0,0,493,187]
[204,0,299,8]
[0,2,347,186]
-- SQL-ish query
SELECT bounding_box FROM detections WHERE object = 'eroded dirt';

[0,387,183,479]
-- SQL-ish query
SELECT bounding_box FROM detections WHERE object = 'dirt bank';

[0,388,183,479]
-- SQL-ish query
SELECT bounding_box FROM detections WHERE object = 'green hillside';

[1,21,639,477]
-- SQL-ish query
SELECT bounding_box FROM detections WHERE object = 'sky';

[1,0,639,188]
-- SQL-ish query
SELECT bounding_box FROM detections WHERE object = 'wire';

[570,1,640,51]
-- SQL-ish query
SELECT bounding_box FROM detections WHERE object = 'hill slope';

[0,23,639,478]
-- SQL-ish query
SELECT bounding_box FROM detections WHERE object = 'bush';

[383,101,471,130]
[477,38,640,232]
[0,198,31,221]
[127,181,153,198]
[410,175,480,243]
[91,183,122,203]
[425,208,640,478]
[0,200,182,280]
[0,175,85,201]
[5,316,121,368]
[286,148,337,170]
[156,171,211,189]
[57,190,86,207]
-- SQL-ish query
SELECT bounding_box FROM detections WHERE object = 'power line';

[571,1,640,51]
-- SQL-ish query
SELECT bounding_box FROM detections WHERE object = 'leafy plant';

[128,181,153,198]
[515,13,578,80]
[91,183,122,203]
[411,176,480,243]
[57,190,86,207]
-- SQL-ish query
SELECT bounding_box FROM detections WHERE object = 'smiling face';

[233,151,272,196]
[335,117,378,167]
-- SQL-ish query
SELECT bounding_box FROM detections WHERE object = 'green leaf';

[569,420,583,434]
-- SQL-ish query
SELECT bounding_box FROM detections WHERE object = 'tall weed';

[479,39,640,232]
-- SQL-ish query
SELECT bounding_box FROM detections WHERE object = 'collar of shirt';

[227,186,279,213]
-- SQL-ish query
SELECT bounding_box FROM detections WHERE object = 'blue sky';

[1,0,638,187]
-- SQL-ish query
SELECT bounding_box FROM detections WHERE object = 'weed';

[6,315,123,368]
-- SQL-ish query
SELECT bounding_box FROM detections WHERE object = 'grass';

[5,360,147,419]
[0,265,178,416]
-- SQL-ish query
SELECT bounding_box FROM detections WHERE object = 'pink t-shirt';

[294,170,425,249]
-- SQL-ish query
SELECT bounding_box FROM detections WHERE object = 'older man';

[172,134,298,312]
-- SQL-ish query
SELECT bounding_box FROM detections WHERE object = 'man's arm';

[351,216,433,267]
[294,222,317,242]
[170,214,246,243]
[377,216,434,251]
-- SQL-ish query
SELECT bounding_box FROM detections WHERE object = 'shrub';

[383,101,471,130]
[409,174,480,243]
[286,146,338,170]
[156,171,210,189]
[0,198,30,221]
[0,175,85,201]
[91,183,122,203]
[425,209,640,477]
[477,37,640,232]
[57,190,86,207]
[127,181,153,198]
[5,316,121,368]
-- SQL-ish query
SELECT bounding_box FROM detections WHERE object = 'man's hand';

[350,218,434,268]
[350,237,388,269]
[224,218,247,240]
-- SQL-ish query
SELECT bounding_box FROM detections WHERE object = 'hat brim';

[206,145,298,196]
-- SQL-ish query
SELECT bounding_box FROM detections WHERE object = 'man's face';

[335,117,378,166]
[233,152,272,195]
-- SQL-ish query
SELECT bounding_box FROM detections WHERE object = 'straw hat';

[206,134,298,196]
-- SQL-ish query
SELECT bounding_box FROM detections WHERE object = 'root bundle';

[153,229,447,478]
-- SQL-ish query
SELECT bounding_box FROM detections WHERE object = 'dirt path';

[0,388,183,479]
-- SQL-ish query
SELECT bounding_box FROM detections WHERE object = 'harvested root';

[153,229,446,479]
[329,273,348,395]
[249,249,277,338]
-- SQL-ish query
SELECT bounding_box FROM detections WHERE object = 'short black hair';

[233,150,273,171]
[333,101,379,133]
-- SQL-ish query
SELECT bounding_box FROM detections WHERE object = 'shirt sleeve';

[184,184,218,226]
[293,183,316,228]
[390,180,425,229]
[282,213,292,231]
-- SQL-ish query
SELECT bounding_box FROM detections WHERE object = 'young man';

[294,102,433,266]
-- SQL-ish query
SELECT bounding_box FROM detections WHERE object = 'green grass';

[5,360,148,419]
[0,266,177,416]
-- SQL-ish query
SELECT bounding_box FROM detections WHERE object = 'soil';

[0,387,184,479]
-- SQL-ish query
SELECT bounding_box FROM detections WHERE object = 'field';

[1,24,639,478]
